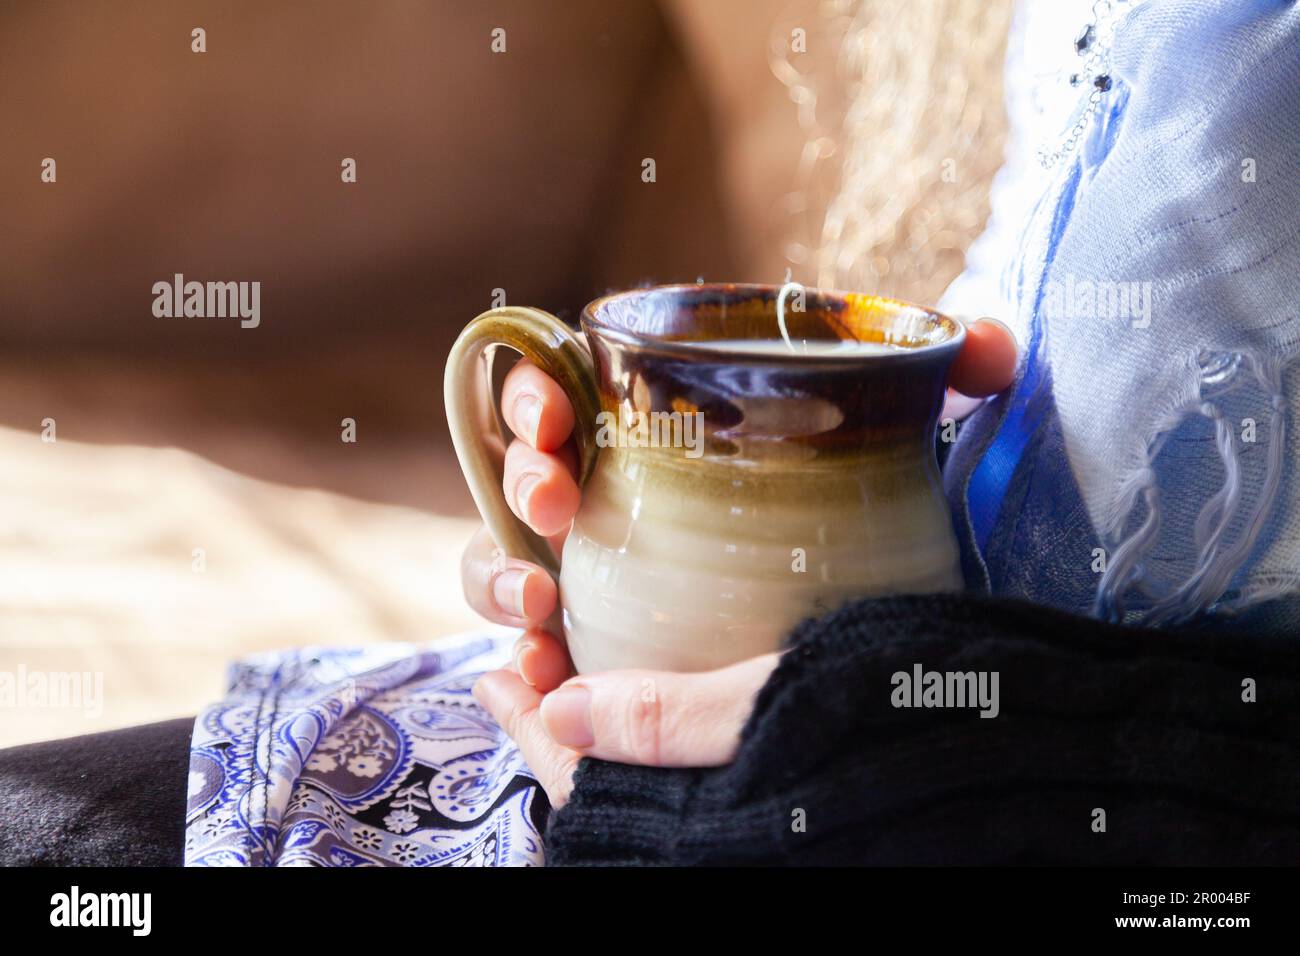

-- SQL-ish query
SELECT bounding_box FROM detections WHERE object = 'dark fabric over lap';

[0,717,192,866]
[547,594,1300,865]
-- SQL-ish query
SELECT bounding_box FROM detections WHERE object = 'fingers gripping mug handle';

[444,307,600,578]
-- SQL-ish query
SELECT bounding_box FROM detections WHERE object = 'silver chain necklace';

[1036,0,1138,168]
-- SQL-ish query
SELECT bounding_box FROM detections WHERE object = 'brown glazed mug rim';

[580,282,965,367]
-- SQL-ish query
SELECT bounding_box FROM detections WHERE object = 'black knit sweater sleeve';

[544,595,1300,865]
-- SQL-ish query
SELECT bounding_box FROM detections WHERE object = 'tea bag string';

[776,280,807,354]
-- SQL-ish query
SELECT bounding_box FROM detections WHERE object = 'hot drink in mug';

[445,283,965,673]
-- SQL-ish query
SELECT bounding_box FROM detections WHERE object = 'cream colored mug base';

[558,450,962,674]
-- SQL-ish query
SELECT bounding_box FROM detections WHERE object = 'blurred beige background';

[0,0,1008,746]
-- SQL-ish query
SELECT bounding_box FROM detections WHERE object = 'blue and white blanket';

[184,629,545,867]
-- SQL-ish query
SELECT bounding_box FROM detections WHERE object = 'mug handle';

[443,307,601,578]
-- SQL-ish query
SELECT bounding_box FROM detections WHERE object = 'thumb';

[947,316,1018,399]
[538,653,779,767]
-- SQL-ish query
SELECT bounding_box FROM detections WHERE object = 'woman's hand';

[464,316,1018,806]
[474,633,779,806]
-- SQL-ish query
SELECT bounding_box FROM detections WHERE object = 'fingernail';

[976,315,1016,342]
[492,567,531,618]
[515,472,542,526]
[541,685,594,748]
[513,393,542,445]
[512,639,535,682]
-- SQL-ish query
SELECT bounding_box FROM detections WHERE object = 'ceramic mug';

[445,283,965,673]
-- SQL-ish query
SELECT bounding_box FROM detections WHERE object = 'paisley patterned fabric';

[184,629,548,867]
